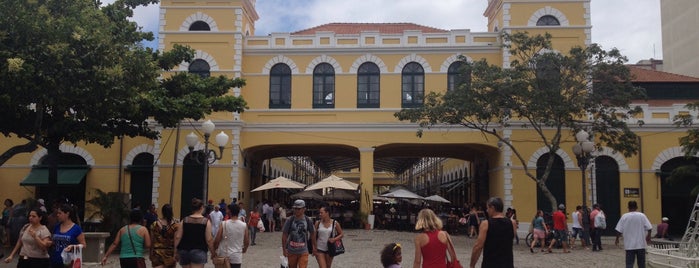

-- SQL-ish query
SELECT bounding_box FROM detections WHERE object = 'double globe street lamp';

[186,120,229,202]
[572,130,595,211]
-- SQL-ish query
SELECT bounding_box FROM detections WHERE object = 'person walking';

[265,201,275,232]
[413,208,458,268]
[529,210,548,253]
[150,204,179,268]
[4,208,52,267]
[237,203,246,222]
[470,197,515,268]
[547,204,570,253]
[209,206,224,237]
[281,199,316,268]
[49,204,86,268]
[314,205,344,268]
[247,208,261,246]
[214,204,250,268]
[101,209,152,267]
[590,204,605,251]
[615,201,652,268]
[571,205,587,249]
[175,198,215,268]
[2,199,13,248]
[467,206,480,238]
[655,217,670,239]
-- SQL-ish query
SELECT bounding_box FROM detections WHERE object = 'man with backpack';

[590,204,606,251]
[615,201,652,268]
[282,200,316,268]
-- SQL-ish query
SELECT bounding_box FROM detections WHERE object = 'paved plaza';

[0,229,629,267]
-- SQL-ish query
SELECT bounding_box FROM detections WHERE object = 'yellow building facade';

[1,0,697,235]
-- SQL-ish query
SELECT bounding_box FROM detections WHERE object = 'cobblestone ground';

[0,229,628,267]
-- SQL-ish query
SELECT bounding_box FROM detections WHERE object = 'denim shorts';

[571,227,583,238]
[178,249,208,265]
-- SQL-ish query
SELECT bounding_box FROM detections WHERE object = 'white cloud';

[114,0,662,63]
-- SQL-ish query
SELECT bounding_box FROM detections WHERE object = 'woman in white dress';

[213,204,250,268]
[314,205,344,268]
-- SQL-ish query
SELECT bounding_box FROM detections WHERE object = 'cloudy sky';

[131,0,661,63]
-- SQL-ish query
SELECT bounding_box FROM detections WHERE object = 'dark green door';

[181,151,205,218]
[537,153,566,213]
[594,156,620,236]
[129,153,154,209]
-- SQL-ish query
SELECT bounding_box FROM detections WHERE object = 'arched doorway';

[181,151,206,217]
[129,153,154,209]
[536,153,565,213]
[594,155,620,235]
[36,153,88,220]
[659,157,699,237]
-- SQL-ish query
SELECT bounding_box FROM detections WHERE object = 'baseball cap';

[558,204,565,210]
[662,217,669,222]
[292,199,306,209]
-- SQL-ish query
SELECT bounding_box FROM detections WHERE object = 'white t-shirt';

[571,211,582,228]
[615,211,652,250]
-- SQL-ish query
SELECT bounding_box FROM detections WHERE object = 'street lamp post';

[186,120,229,202]
[572,130,595,211]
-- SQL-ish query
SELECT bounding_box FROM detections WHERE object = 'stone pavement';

[0,229,628,267]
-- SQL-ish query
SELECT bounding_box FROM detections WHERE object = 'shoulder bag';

[326,220,345,257]
[445,232,463,268]
[126,225,147,268]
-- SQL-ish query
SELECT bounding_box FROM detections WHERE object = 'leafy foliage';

[0,0,247,166]
[395,32,645,211]
[86,189,130,233]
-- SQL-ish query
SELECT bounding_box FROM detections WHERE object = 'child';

[380,243,403,268]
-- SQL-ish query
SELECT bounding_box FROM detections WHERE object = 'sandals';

[530,248,534,253]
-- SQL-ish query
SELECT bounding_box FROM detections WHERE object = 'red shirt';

[552,210,566,230]
[420,230,447,267]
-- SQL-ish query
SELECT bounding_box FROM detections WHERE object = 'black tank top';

[177,216,208,251]
[483,217,514,268]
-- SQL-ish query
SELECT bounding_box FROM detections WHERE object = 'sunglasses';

[393,243,401,251]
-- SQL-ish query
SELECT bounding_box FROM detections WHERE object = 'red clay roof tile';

[628,66,699,82]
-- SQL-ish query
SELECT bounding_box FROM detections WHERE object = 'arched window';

[357,62,380,108]
[401,62,424,108]
[188,59,210,78]
[536,15,560,26]
[189,21,211,31]
[447,61,471,91]
[269,63,291,109]
[313,63,335,108]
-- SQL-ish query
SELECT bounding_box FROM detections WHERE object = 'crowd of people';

[0,195,673,268]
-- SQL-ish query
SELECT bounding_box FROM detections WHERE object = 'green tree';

[395,32,644,211]
[0,0,246,186]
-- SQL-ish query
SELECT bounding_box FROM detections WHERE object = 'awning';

[20,165,90,186]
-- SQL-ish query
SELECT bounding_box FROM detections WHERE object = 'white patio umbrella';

[323,189,358,201]
[424,194,451,203]
[291,190,324,201]
[305,174,359,191]
[251,176,306,192]
[380,188,424,199]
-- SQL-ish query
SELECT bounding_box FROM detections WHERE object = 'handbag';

[445,232,463,268]
[212,256,230,268]
[326,220,345,257]
[257,218,265,232]
[126,225,146,268]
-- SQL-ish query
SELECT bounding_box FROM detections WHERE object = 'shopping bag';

[280,255,289,268]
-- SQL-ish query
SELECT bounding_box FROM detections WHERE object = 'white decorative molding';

[123,144,155,166]
[394,54,432,73]
[439,54,473,73]
[30,144,95,166]
[527,6,570,26]
[178,50,220,71]
[651,146,699,170]
[262,55,300,74]
[527,147,575,169]
[305,55,343,74]
[596,146,630,171]
[348,54,389,74]
[179,11,219,31]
